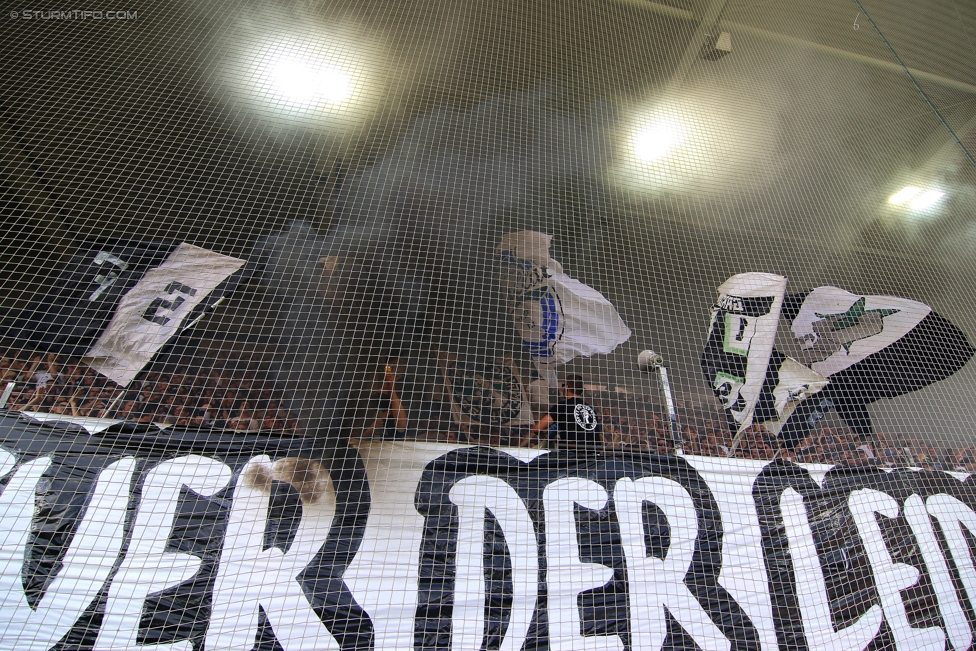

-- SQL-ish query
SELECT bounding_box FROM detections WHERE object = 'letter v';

[0,456,136,651]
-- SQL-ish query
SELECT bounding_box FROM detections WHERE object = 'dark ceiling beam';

[663,0,730,94]
[606,0,976,96]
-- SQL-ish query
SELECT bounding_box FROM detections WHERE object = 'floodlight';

[256,45,356,110]
[633,119,684,162]
[266,55,353,105]
[909,189,945,210]
[888,186,921,205]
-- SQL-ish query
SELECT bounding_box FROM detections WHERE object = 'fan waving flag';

[772,287,976,448]
[84,244,247,385]
[700,273,791,437]
[496,231,631,374]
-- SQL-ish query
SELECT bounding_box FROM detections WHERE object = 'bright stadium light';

[611,92,774,198]
[888,186,922,205]
[909,189,945,210]
[259,47,354,108]
[223,23,383,129]
[633,118,685,162]
[887,185,946,217]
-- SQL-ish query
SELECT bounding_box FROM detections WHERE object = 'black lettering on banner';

[753,462,976,651]
[142,281,198,325]
[414,448,760,651]
[298,446,375,651]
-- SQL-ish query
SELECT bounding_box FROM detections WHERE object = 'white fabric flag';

[701,273,787,436]
[85,244,245,385]
[790,286,931,377]
[496,231,631,373]
[758,357,829,436]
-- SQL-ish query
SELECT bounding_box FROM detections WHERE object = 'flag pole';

[728,427,748,457]
[657,365,683,455]
[0,383,15,409]
[101,389,126,420]
[638,350,683,455]
[178,297,226,335]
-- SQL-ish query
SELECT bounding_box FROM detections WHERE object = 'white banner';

[85,244,245,385]
[2,438,976,651]
[2,439,976,651]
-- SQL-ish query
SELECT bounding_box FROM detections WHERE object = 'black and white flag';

[773,287,975,444]
[496,231,631,376]
[438,353,534,428]
[1,240,180,356]
[700,273,810,437]
[787,286,933,377]
[2,240,256,369]
[85,244,246,385]
[746,350,828,441]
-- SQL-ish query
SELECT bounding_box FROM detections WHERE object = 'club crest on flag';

[497,231,631,371]
[800,296,900,363]
[500,242,565,361]
[448,360,524,425]
[438,353,535,427]
[513,285,564,360]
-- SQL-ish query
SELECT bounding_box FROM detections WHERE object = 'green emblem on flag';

[814,297,900,353]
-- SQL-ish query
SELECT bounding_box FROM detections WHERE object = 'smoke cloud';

[252,85,616,442]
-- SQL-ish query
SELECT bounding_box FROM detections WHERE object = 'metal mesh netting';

[1,0,976,650]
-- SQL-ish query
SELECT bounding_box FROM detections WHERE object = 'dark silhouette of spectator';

[522,374,602,452]
[362,364,411,440]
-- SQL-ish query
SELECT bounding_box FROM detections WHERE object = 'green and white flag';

[788,286,932,377]
[770,287,974,445]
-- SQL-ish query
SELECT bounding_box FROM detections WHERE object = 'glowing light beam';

[264,54,353,106]
[909,189,945,210]
[888,186,922,205]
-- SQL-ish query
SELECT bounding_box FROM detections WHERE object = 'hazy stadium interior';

[2,0,976,465]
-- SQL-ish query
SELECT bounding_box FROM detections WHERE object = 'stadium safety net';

[2,0,976,650]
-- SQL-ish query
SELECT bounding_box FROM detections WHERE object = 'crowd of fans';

[1,348,973,470]
[0,351,303,434]
[590,393,976,470]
